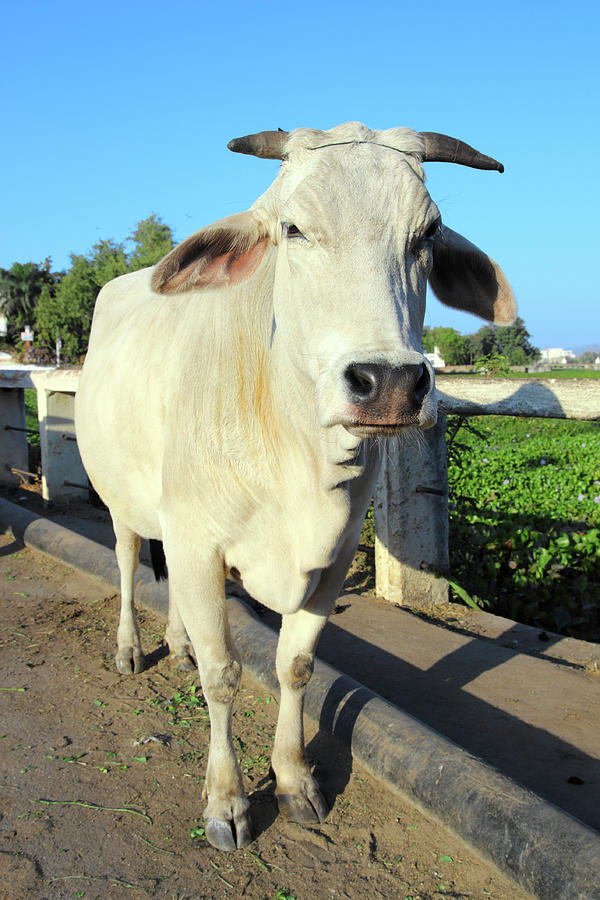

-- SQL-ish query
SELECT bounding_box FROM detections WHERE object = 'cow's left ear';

[152,212,270,294]
[428,226,516,324]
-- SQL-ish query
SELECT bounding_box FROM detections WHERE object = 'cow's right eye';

[285,224,305,240]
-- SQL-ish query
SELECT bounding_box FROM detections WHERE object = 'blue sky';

[2,0,598,351]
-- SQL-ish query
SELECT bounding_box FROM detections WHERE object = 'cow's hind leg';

[112,516,144,675]
[165,590,196,671]
[146,538,195,670]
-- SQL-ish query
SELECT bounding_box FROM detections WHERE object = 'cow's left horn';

[227,130,289,160]
[419,132,504,173]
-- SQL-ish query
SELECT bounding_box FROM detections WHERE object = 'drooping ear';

[428,225,516,325]
[151,211,269,294]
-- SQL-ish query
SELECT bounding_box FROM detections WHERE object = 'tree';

[35,236,138,359]
[0,259,61,337]
[91,239,129,286]
[33,219,175,361]
[128,214,175,271]
[493,316,540,364]
[35,255,98,360]
[468,325,497,362]
[422,326,470,365]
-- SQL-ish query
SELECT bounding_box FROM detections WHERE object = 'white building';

[541,347,576,364]
[424,345,446,368]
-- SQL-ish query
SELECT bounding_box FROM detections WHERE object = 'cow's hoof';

[174,651,196,672]
[205,814,251,851]
[115,648,145,675]
[277,788,328,824]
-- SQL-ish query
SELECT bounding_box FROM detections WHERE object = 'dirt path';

[0,531,529,899]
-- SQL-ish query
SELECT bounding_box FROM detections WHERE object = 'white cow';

[75,122,515,851]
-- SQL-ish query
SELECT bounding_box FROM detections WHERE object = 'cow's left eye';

[411,220,440,255]
[423,220,440,244]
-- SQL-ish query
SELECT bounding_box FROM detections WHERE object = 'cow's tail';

[149,539,168,582]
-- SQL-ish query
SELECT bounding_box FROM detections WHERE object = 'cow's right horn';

[227,130,289,160]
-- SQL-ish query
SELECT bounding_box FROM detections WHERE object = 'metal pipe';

[4,424,39,436]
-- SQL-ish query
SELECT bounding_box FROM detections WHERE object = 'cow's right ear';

[151,212,270,294]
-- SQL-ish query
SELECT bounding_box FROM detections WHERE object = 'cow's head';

[152,123,515,436]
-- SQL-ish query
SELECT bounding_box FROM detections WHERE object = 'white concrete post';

[0,388,29,487]
[37,388,88,502]
[373,413,449,607]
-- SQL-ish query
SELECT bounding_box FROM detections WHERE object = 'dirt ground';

[0,530,530,900]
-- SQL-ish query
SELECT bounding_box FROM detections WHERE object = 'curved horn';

[419,132,504,173]
[227,130,289,160]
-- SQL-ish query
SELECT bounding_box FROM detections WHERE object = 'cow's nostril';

[414,363,430,404]
[345,364,380,401]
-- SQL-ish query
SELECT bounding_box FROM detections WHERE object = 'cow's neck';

[201,267,368,494]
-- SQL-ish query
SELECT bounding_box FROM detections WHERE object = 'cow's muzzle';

[344,360,436,433]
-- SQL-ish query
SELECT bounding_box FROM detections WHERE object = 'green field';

[441,368,600,379]
[510,369,600,379]
[447,415,600,641]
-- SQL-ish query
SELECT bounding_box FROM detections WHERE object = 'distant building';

[424,345,446,368]
[0,313,6,337]
[541,347,576,364]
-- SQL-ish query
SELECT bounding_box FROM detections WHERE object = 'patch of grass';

[163,682,210,730]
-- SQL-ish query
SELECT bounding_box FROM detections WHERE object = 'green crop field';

[446,415,600,641]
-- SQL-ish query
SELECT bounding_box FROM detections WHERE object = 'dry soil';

[0,529,530,900]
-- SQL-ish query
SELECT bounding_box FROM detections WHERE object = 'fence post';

[373,413,449,607]
[37,388,88,502]
[0,387,29,487]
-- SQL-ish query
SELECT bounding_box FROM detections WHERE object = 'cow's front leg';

[162,537,250,851]
[200,651,250,850]
[272,599,332,824]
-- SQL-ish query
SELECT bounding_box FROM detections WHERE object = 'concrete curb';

[1,496,599,900]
